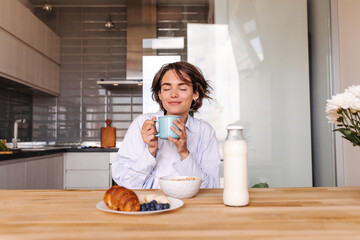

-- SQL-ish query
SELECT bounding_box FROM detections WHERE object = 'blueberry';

[155,204,161,210]
[164,203,170,209]
[140,204,145,211]
[145,203,150,210]
[150,206,156,211]
[150,200,157,204]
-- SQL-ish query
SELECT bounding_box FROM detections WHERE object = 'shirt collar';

[155,110,164,117]
[185,114,194,133]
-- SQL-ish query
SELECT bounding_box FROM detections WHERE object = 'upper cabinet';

[0,0,60,95]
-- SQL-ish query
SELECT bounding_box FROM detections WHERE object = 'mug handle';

[153,118,159,137]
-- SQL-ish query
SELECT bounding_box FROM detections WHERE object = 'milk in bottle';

[223,124,249,206]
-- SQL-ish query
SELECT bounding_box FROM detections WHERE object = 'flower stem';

[339,109,360,144]
[347,109,360,135]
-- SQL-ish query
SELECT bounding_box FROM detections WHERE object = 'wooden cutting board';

[101,119,116,148]
[0,149,21,154]
[0,151,13,154]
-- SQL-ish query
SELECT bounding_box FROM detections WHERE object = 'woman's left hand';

[169,117,189,160]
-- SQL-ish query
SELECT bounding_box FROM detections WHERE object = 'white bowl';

[159,176,202,199]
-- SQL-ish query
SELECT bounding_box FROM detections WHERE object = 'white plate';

[96,197,184,215]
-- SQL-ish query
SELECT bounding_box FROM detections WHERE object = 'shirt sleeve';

[111,116,157,189]
[173,123,220,188]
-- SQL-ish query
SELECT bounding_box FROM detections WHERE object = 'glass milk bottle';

[223,124,249,206]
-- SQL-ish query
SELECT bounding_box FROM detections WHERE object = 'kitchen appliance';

[97,0,146,89]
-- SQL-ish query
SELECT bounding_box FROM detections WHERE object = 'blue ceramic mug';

[154,115,181,139]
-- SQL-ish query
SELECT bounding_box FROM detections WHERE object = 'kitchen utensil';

[153,115,181,139]
[159,176,202,199]
[101,119,116,148]
[96,197,184,215]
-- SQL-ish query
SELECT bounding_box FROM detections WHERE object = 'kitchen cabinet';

[0,153,64,189]
[64,153,112,189]
[0,0,60,95]
[0,159,26,189]
[26,154,64,189]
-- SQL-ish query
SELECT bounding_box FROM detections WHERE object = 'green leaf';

[251,182,269,188]
[335,128,360,145]
[0,141,8,151]
[336,128,352,136]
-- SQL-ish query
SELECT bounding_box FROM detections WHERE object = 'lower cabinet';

[0,159,26,189]
[26,154,64,189]
[0,153,64,189]
[64,153,112,189]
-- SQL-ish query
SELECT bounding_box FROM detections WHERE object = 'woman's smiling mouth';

[168,101,182,105]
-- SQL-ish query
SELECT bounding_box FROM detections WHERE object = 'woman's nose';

[170,89,178,98]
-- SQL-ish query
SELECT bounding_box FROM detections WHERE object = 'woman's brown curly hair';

[151,62,212,112]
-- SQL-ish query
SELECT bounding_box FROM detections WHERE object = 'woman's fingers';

[142,120,155,130]
[142,119,157,134]
[145,134,155,142]
[168,136,178,144]
[171,119,186,138]
[169,124,189,160]
[173,118,185,129]
[141,117,158,145]
[170,125,182,138]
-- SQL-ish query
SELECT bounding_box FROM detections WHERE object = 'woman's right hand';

[141,116,158,157]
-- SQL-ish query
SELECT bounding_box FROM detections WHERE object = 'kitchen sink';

[20,148,46,151]
[20,146,70,152]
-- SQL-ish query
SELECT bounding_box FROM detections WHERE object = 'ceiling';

[28,0,210,7]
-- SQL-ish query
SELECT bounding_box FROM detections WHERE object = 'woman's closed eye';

[162,88,187,91]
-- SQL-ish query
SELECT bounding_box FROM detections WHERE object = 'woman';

[112,62,220,189]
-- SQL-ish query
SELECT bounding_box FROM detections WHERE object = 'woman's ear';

[158,91,162,101]
[193,91,199,101]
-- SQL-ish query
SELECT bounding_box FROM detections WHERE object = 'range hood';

[97,78,142,88]
[97,0,154,89]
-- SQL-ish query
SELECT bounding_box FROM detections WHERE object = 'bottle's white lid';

[226,124,244,130]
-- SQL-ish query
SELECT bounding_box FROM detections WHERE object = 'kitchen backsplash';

[32,1,142,144]
[0,82,32,143]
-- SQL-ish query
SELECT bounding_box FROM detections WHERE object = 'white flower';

[326,92,358,110]
[349,100,360,112]
[345,85,360,98]
[325,98,341,124]
[326,85,360,146]
[326,110,340,124]
[325,91,360,123]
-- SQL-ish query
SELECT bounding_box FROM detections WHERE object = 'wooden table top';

[0,187,360,239]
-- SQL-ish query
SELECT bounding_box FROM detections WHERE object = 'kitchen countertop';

[0,147,119,161]
[0,187,359,239]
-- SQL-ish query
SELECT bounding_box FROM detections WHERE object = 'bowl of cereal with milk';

[159,176,202,199]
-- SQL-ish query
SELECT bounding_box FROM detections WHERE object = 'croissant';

[104,185,140,212]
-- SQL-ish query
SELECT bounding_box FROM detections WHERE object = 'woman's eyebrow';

[161,82,189,86]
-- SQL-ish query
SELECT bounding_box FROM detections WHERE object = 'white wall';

[190,0,312,188]
[337,0,360,186]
